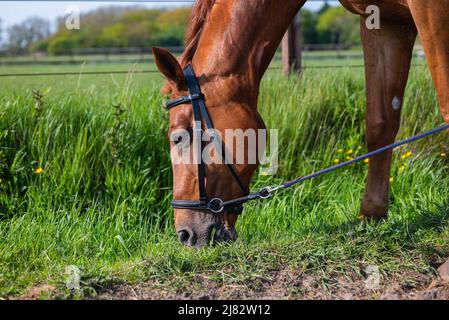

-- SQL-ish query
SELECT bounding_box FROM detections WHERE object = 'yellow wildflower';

[34,167,44,174]
[337,149,344,153]
[406,151,413,158]
[401,154,407,160]
[334,159,340,164]
[346,156,354,161]
[364,158,369,164]
[440,152,447,158]
[346,149,353,155]
[390,177,394,183]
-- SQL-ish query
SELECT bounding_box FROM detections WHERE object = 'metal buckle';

[208,198,224,213]
[258,186,279,199]
[189,93,201,101]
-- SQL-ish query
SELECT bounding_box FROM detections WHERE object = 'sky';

[0,1,332,30]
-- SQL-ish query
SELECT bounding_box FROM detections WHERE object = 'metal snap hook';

[258,186,279,199]
[208,198,224,213]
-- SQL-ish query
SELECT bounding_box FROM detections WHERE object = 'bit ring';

[208,198,224,213]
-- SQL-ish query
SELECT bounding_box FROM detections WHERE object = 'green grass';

[0,62,448,299]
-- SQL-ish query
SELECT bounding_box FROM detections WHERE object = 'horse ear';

[152,47,186,90]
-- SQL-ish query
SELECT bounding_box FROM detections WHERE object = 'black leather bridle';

[165,64,249,214]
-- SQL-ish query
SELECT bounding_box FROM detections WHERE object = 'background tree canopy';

[2,4,361,55]
[42,6,191,54]
[315,7,360,45]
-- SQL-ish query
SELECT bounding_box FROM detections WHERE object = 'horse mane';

[161,0,215,94]
[179,0,216,66]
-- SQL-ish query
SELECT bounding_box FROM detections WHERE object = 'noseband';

[165,64,248,214]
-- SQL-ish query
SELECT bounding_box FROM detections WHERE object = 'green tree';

[47,33,77,55]
[41,7,195,53]
[100,23,128,47]
[108,10,160,47]
[153,8,190,46]
[300,9,319,44]
[316,6,360,46]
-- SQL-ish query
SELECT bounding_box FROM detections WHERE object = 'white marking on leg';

[392,96,402,110]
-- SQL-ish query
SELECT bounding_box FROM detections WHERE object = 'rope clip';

[258,186,279,199]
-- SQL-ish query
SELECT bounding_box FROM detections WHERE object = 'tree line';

[0,4,360,56]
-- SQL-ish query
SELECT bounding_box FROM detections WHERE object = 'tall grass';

[0,66,448,298]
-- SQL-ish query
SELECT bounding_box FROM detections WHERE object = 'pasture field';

[0,57,448,299]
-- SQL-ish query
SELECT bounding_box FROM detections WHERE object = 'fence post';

[282,13,301,76]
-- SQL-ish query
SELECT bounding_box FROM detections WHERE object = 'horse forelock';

[180,0,216,67]
[163,0,216,95]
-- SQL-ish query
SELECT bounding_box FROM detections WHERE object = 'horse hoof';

[360,198,388,220]
[359,213,388,221]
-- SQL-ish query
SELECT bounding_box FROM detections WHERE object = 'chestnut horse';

[153,0,449,251]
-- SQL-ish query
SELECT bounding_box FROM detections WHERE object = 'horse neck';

[191,0,304,107]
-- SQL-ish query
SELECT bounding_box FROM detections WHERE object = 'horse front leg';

[360,17,417,219]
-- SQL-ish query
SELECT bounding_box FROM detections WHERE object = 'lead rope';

[209,122,449,212]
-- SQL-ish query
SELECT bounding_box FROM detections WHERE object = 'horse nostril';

[178,229,190,244]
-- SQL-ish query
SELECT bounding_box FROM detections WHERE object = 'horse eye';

[171,133,183,145]
[174,135,183,145]
[171,128,192,147]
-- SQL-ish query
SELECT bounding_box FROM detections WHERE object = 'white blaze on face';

[392,96,402,110]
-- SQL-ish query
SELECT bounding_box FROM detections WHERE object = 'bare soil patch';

[18,284,56,300]
[95,271,449,300]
